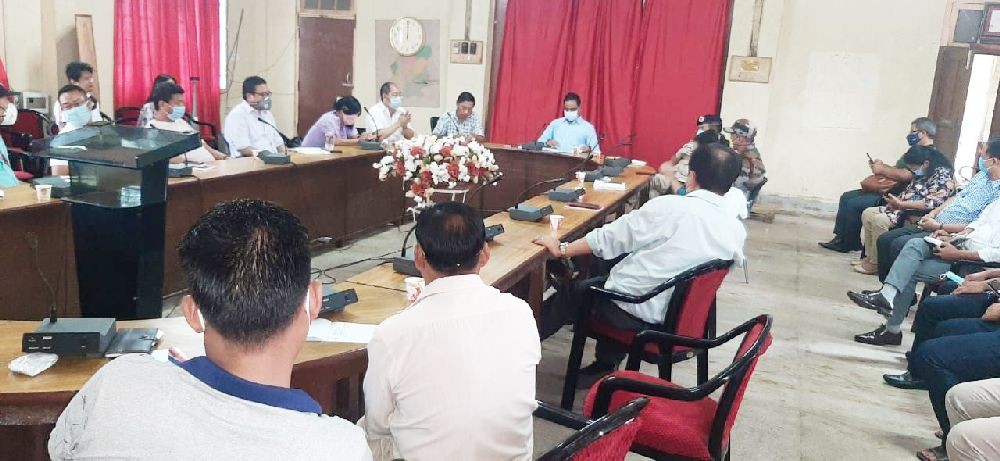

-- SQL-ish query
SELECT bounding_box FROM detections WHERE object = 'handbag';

[860,174,900,194]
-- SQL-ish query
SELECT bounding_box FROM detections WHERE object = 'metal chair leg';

[743,258,750,284]
[560,328,588,410]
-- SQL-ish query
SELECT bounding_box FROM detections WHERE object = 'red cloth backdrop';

[489,0,731,164]
[113,0,221,128]
[0,57,9,88]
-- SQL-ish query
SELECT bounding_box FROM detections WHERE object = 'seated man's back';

[49,354,369,460]
[362,202,541,461]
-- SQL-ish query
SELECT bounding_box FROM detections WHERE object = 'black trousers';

[877,227,927,282]
[833,189,882,251]
[911,291,996,352]
[541,276,654,366]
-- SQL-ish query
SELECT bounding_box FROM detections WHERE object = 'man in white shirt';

[223,75,286,157]
[52,61,103,128]
[49,200,372,460]
[535,143,746,381]
[362,202,540,461]
[146,82,227,163]
[363,81,415,143]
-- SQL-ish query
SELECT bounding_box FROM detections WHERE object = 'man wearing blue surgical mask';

[48,84,93,176]
[223,75,287,158]
[364,81,414,143]
[0,84,22,188]
[147,82,227,163]
[537,92,600,155]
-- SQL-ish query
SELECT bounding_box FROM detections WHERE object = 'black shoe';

[847,291,893,316]
[576,361,618,390]
[883,371,928,390]
[854,325,903,346]
[819,240,852,253]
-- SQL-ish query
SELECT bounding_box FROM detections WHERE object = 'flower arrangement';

[373,134,501,209]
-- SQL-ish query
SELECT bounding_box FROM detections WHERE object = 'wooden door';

[927,46,974,160]
[297,17,355,137]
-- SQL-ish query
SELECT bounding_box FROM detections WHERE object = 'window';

[300,0,354,18]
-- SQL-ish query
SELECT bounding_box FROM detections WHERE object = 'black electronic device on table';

[509,203,554,222]
[521,141,545,150]
[603,157,633,168]
[320,287,359,315]
[548,187,585,202]
[259,150,291,165]
[393,221,505,276]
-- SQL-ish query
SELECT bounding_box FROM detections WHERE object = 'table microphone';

[465,172,505,205]
[513,150,595,205]
[363,107,381,141]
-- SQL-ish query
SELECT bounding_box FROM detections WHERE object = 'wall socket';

[450,40,483,64]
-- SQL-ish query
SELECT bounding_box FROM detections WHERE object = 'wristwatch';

[559,242,569,258]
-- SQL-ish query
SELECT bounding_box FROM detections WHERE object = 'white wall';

[720,0,948,202]
[224,0,494,136]
[0,0,115,114]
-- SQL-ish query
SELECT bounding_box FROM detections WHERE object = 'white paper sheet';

[293,147,331,155]
[307,319,377,343]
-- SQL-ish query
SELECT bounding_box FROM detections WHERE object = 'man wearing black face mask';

[819,117,937,253]
[223,75,287,158]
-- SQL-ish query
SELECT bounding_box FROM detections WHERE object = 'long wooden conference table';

[0,143,652,460]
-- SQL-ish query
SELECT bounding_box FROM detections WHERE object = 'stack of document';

[307,318,377,343]
[593,179,627,191]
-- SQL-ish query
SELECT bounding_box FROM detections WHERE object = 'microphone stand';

[513,151,596,205]
[364,107,381,141]
[464,172,505,205]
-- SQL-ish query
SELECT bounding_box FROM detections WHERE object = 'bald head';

[689,143,741,195]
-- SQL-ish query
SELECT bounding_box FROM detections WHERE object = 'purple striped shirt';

[302,111,359,148]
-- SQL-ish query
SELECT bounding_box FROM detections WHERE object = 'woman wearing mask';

[301,95,365,148]
[0,84,22,187]
[855,146,956,274]
[137,74,176,127]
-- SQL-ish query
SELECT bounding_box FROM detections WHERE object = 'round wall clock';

[389,17,425,57]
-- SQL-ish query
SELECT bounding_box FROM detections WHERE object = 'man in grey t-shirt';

[48,200,371,460]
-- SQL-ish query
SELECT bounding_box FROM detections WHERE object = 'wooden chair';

[536,398,648,461]
[561,259,734,409]
[584,314,773,460]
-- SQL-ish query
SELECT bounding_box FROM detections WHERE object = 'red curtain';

[114,0,221,128]
[489,0,731,165]
[631,0,731,163]
[0,57,9,88]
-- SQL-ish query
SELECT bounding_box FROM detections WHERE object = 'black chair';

[562,259,734,409]
[114,106,142,126]
[584,314,773,460]
[535,398,648,461]
[185,115,219,150]
[430,116,440,132]
[746,177,768,212]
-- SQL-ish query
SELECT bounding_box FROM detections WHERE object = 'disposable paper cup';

[549,214,565,231]
[575,171,587,184]
[35,184,52,201]
[404,277,425,302]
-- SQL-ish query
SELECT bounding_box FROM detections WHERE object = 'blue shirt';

[537,117,601,153]
[0,139,19,188]
[937,169,1000,224]
[176,356,322,414]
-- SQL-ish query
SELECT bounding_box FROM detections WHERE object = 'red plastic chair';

[584,314,773,460]
[562,259,734,409]
[536,398,648,461]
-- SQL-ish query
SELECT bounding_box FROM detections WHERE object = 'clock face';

[389,17,425,57]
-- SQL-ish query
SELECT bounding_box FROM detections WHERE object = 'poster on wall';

[375,19,440,108]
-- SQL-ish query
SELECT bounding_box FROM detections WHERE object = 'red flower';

[440,145,453,156]
[411,146,426,157]
[394,160,405,177]
[420,170,433,183]
[447,163,460,179]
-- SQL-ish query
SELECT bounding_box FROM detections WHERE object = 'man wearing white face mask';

[0,84,22,188]
[364,82,414,143]
[223,75,287,158]
[146,82,227,163]
[537,92,601,155]
[48,84,93,176]
[48,200,372,460]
